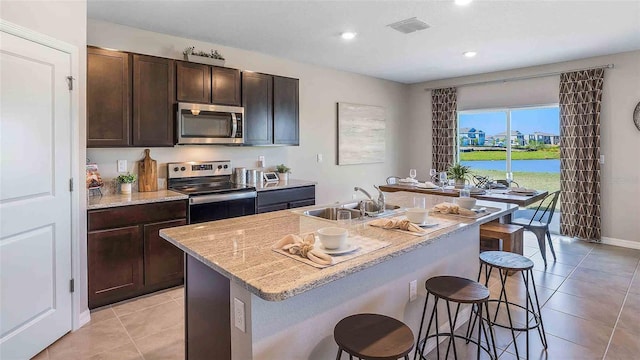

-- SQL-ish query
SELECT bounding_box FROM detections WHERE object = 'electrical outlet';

[258,156,265,168]
[599,154,605,164]
[117,160,127,173]
[234,298,245,332]
[316,154,323,163]
[409,280,417,302]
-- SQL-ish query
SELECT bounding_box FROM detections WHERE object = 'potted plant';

[116,173,137,194]
[183,46,225,66]
[276,164,291,182]
[447,163,472,189]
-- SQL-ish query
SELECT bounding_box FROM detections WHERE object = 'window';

[458,105,561,223]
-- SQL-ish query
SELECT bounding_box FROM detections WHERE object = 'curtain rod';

[424,63,614,91]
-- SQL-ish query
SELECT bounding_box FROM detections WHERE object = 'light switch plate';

[234,298,245,332]
[599,154,605,164]
[117,160,127,173]
[316,154,323,163]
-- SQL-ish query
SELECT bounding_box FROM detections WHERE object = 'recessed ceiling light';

[455,0,473,5]
[463,51,477,58]
[341,32,357,40]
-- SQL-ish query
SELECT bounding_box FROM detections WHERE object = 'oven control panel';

[168,161,232,178]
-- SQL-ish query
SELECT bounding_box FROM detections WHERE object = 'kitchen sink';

[302,203,402,221]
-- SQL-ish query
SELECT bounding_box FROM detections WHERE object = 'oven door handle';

[189,191,257,205]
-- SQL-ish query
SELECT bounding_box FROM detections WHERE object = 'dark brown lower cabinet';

[88,200,187,309]
[144,219,186,287]
[256,185,315,214]
[88,226,143,307]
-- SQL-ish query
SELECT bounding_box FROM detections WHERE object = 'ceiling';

[87,0,640,84]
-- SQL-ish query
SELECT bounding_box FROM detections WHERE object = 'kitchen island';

[160,191,518,359]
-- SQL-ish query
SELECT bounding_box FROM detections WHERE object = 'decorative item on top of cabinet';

[138,149,158,192]
[183,46,225,67]
[87,47,131,147]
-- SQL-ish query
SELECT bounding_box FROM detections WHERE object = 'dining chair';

[497,179,520,188]
[510,190,560,266]
[386,176,401,185]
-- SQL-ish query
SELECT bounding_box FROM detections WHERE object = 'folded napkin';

[432,202,476,217]
[416,181,438,189]
[273,234,333,266]
[368,218,425,233]
[398,177,419,184]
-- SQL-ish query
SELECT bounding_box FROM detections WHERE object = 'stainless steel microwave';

[176,103,244,145]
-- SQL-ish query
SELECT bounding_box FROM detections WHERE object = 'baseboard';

[601,237,640,250]
[78,310,91,330]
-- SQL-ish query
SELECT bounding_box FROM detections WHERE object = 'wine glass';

[409,169,417,181]
[439,172,448,191]
[337,209,352,236]
[506,172,514,188]
[429,168,437,182]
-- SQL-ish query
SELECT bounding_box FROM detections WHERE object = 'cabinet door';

[176,61,211,103]
[212,67,241,106]
[133,55,175,146]
[144,219,186,287]
[273,76,299,145]
[87,47,131,147]
[88,225,143,308]
[242,72,273,145]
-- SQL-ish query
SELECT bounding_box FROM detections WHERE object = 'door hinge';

[70,279,75,293]
[69,178,74,192]
[66,76,75,91]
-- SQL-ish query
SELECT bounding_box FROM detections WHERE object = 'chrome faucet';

[354,186,386,215]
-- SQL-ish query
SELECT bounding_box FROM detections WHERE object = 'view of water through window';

[458,106,561,221]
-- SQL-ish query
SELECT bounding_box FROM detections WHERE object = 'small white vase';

[120,183,132,194]
[279,172,289,183]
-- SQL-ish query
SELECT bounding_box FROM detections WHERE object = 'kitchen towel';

[432,202,476,217]
[273,233,333,266]
[416,181,438,189]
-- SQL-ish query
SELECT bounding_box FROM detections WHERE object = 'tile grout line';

[113,306,147,360]
[601,258,640,360]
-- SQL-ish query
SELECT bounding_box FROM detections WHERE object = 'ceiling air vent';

[387,17,430,34]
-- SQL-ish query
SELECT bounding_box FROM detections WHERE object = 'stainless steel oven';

[176,103,244,145]
[167,161,256,224]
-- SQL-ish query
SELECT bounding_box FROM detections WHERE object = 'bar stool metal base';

[472,252,548,360]
[414,276,498,360]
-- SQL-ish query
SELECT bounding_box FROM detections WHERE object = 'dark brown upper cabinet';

[273,76,299,145]
[212,67,241,106]
[243,72,300,146]
[87,47,131,147]
[176,61,211,104]
[242,72,273,145]
[132,55,175,147]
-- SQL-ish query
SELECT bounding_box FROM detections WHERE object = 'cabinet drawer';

[257,203,289,214]
[89,200,187,231]
[289,199,315,209]
[257,186,315,207]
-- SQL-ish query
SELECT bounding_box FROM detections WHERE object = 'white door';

[0,30,73,359]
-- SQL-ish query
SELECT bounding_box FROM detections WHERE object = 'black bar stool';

[414,276,498,360]
[469,251,548,359]
[334,313,414,360]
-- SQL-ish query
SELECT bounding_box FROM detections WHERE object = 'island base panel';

[186,254,231,360]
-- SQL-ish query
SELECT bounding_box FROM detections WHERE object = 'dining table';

[378,183,548,224]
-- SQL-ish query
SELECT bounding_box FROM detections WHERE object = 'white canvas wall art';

[337,103,386,165]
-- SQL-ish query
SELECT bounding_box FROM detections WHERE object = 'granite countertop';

[160,191,517,301]
[88,190,188,210]
[255,178,317,192]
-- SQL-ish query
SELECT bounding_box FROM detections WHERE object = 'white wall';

[407,51,640,244]
[86,19,411,204]
[1,0,88,327]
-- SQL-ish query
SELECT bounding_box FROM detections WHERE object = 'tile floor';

[32,233,639,360]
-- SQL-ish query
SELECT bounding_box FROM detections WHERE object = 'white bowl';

[317,227,348,250]
[454,197,477,210]
[406,207,429,224]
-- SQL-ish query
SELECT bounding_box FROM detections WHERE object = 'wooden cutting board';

[138,149,158,192]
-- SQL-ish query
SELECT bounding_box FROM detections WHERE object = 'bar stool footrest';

[415,333,497,360]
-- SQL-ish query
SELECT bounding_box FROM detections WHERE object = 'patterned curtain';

[432,88,458,172]
[559,68,604,241]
